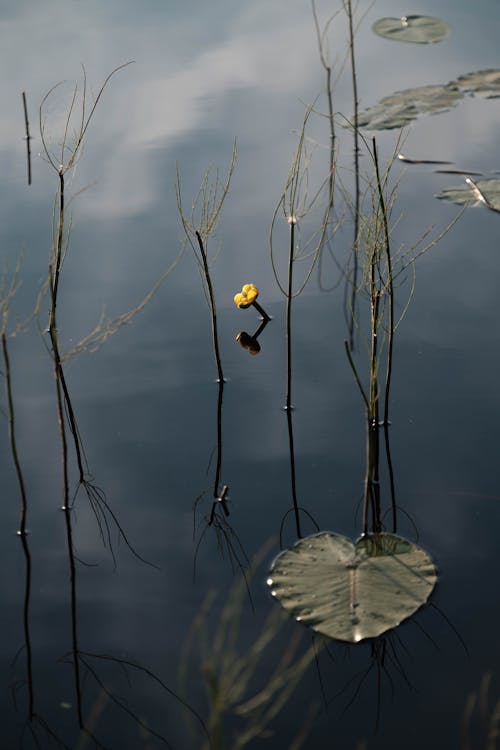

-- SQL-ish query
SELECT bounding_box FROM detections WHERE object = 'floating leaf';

[398,153,453,165]
[396,155,483,176]
[455,69,500,98]
[357,83,463,130]
[356,68,500,131]
[373,15,450,44]
[435,169,484,176]
[436,178,500,212]
[268,531,437,643]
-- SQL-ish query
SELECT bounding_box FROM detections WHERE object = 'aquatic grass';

[180,545,321,749]
[341,126,462,534]
[461,673,500,750]
[267,121,461,643]
[342,135,404,534]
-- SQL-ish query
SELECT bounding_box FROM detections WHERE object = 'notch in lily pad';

[234,283,271,320]
[373,15,450,44]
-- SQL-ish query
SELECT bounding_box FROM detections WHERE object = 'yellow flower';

[234,283,259,309]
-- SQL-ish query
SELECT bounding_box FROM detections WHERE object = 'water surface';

[1,2,499,748]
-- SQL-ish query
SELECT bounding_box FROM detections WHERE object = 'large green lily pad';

[436,178,500,212]
[373,15,450,44]
[268,532,437,643]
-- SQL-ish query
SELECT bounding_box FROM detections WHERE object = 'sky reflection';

[1,1,500,748]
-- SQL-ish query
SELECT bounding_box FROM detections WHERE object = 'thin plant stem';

[3,334,29,535]
[195,230,224,383]
[47,165,85,730]
[346,0,360,154]
[311,0,337,209]
[39,62,133,175]
[55,356,85,728]
[49,169,65,331]
[363,274,381,535]
[372,137,397,532]
[345,0,361,351]
[58,363,86,482]
[252,300,271,321]
[326,62,335,208]
[22,91,32,186]
[286,408,303,540]
[2,332,34,720]
[213,378,224,499]
[285,220,295,411]
[370,291,381,533]
[344,339,369,410]
[284,220,303,539]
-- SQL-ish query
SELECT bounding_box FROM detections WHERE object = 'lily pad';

[355,68,500,131]
[436,178,500,212]
[456,69,500,98]
[357,83,463,130]
[373,15,450,44]
[268,531,437,643]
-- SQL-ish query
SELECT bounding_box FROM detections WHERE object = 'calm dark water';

[1,1,499,748]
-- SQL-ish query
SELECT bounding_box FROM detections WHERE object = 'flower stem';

[251,300,271,321]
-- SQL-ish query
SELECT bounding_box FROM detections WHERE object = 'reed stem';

[285,221,295,412]
[372,137,397,532]
[346,0,361,352]
[2,332,34,718]
[21,91,32,186]
[195,230,224,384]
